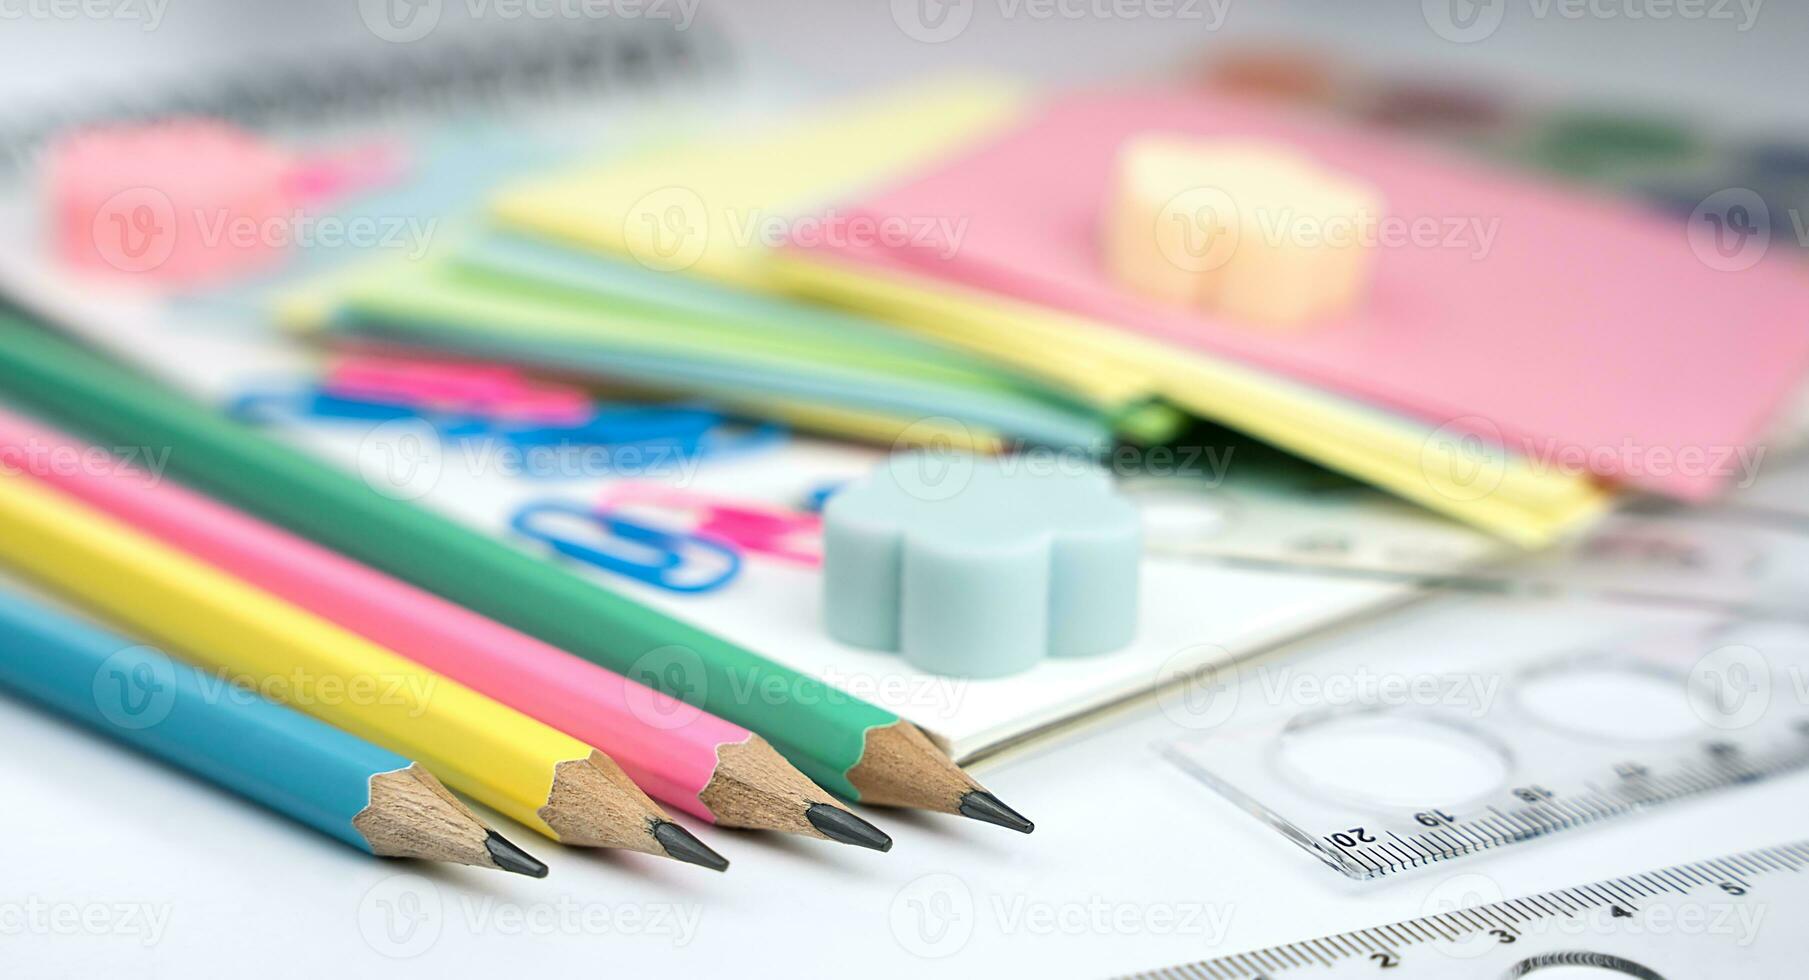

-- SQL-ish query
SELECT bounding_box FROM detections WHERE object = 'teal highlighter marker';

[0,584,546,877]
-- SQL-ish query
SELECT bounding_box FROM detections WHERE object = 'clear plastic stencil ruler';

[1125,841,1809,979]
[1134,487,1809,624]
[1124,450,1809,623]
[1162,622,1809,880]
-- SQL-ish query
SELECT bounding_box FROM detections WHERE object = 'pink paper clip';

[324,356,596,425]
[47,119,404,286]
[596,484,823,567]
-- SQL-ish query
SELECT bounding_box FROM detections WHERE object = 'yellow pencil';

[0,473,727,871]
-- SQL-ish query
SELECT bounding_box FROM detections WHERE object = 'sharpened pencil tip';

[806,803,894,852]
[652,821,730,872]
[485,830,550,878]
[958,790,1035,834]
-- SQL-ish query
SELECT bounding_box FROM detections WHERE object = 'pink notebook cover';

[787,90,1809,501]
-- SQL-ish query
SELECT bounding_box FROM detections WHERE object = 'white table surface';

[5,588,1806,979]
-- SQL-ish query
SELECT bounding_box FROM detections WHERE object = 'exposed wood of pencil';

[541,751,728,871]
[847,721,1035,833]
[700,736,893,850]
[357,764,546,877]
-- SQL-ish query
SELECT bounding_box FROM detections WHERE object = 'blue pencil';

[0,584,546,876]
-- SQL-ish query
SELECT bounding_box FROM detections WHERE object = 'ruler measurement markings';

[1679,863,1716,887]
[1374,932,1418,954]
[1584,883,1633,912]
[1664,866,1703,888]
[1341,844,1384,877]
[1399,918,1442,944]
[1438,912,1476,938]
[1460,822,1501,849]
[1722,854,1761,877]
[1642,875,1678,900]
[1548,890,1586,914]
[1555,794,1602,826]
[1488,901,1526,925]
[1757,849,1798,871]
[1440,827,1482,854]
[1479,905,1522,932]
[1380,841,1418,870]
[1525,894,1569,918]
[1404,830,1442,856]
[1618,874,1656,897]
[1388,831,1435,862]
[1440,911,1482,940]
[1598,878,1641,904]
[1635,872,1671,895]
[1711,858,1751,887]
[1661,870,1696,893]
[1603,880,1647,907]
[1411,915,1453,943]
[1454,907,1497,940]
[1739,852,1778,875]
[1253,947,1288,972]
[1320,937,1356,963]
[1448,907,1491,933]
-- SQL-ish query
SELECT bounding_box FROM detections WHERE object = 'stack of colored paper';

[289,233,1182,451]
[484,80,1809,546]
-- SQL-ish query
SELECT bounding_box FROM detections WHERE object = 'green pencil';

[0,316,1031,832]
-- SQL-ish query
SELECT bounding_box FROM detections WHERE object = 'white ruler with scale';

[1128,841,1809,979]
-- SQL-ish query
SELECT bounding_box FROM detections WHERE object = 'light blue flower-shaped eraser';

[822,452,1142,678]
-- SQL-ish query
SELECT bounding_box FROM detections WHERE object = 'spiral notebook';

[0,10,733,172]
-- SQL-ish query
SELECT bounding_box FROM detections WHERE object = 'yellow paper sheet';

[491,78,1028,292]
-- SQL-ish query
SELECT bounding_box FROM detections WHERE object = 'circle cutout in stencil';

[1512,657,1699,743]
[1506,952,1664,979]
[1274,709,1511,811]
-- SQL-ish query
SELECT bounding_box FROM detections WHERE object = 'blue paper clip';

[227,382,788,481]
[228,385,482,428]
[802,480,849,514]
[510,500,741,594]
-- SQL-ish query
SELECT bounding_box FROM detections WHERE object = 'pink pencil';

[0,408,891,851]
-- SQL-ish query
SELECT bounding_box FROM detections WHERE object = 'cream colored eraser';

[1102,135,1382,326]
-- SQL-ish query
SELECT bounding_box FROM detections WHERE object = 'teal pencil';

[0,584,547,876]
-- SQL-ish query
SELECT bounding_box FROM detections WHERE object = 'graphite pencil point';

[805,803,895,852]
[484,831,551,878]
[957,790,1035,834]
[652,821,730,872]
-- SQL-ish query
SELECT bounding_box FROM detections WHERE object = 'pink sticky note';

[788,90,1809,501]
[49,120,295,283]
[46,120,402,286]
